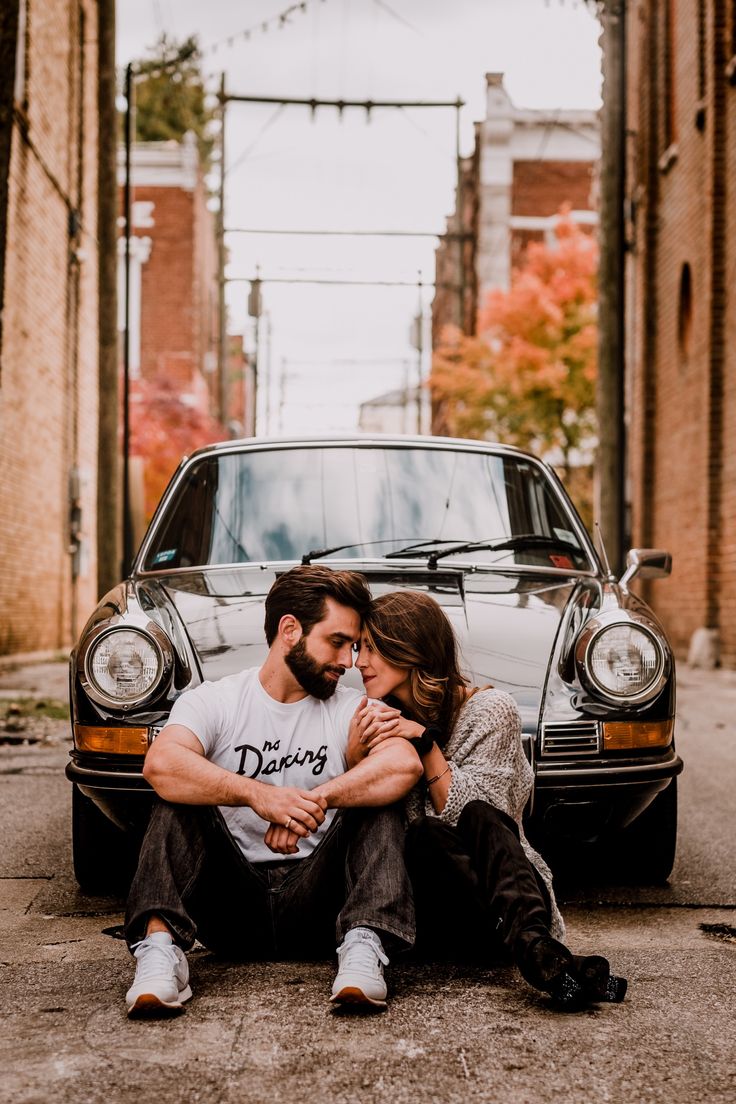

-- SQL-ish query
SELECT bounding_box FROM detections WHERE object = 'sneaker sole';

[330,986,387,1011]
[127,985,193,1019]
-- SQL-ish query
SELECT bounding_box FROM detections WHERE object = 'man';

[124,564,421,1018]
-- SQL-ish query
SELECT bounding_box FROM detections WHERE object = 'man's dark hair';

[264,564,372,645]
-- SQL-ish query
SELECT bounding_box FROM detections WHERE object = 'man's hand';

[264,824,302,855]
[247,782,327,838]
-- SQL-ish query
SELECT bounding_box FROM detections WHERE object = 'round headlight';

[584,622,666,702]
[85,628,164,706]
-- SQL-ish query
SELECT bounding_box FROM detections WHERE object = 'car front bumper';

[531,748,683,840]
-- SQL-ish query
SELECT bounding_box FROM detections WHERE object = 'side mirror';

[619,548,672,589]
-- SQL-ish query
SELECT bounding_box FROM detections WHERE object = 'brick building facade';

[117,137,218,408]
[432,72,600,351]
[624,1,736,666]
[0,0,100,654]
[118,138,229,532]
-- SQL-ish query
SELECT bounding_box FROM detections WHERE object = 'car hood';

[143,565,582,733]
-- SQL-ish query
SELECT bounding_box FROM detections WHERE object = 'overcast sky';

[118,0,602,435]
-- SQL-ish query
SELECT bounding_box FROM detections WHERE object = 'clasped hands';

[255,784,328,856]
[350,695,424,750]
[261,699,423,855]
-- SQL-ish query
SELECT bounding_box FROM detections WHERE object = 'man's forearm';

[312,738,422,808]
[143,741,258,806]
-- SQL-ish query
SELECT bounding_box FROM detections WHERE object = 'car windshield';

[141,446,592,572]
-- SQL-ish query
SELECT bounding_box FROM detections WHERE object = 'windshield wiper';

[419,534,584,570]
[302,538,427,565]
[383,538,470,560]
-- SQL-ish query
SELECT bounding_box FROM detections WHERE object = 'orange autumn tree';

[130,376,227,522]
[431,214,598,514]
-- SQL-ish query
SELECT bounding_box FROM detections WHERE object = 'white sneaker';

[330,927,389,1010]
[125,931,192,1018]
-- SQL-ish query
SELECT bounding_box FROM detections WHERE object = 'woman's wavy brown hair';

[364,590,469,742]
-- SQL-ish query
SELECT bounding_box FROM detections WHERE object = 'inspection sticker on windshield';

[549,554,574,569]
[151,549,177,565]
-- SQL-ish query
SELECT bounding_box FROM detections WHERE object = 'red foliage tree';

[431,214,598,483]
[129,376,227,521]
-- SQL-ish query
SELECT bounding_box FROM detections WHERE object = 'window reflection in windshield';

[143,446,590,571]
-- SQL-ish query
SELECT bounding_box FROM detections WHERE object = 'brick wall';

[511,160,596,217]
[125,169,218,405]
[0,0,99,654]
[626,1,736,664]
[134,185,192,380]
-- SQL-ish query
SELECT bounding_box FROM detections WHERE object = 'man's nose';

[338,642,354,668]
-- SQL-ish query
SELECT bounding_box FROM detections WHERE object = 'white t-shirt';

[166,668,362,863]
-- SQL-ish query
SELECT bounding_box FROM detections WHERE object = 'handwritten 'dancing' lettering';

[233,741,328,779]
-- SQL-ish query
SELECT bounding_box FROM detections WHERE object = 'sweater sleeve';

[437,691,533,827]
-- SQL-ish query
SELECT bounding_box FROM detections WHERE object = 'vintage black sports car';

[68,435,682,892]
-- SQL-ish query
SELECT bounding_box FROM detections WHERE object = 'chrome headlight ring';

[574,611,670,706]
[78,621,174,711]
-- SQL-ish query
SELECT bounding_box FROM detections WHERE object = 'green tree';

[131,35,215,170]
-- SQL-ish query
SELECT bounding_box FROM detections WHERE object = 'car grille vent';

[541,720,600,757]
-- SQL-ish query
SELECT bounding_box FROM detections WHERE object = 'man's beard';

[284,636,345,700]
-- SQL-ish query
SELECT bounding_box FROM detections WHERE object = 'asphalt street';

[0,660,734,1104]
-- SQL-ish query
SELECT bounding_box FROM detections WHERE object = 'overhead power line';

[227,276,438,288]
[225,227,455,239]
[204,0,324,58]
[222,93,464,112]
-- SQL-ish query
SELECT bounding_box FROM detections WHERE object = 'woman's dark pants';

[125,800,415,958]
[405,800,552,967]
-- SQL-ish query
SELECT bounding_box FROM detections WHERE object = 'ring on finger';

[284,816,293,831]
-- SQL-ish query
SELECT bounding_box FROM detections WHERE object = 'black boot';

[572,954,628,1004]
[518,936,585,1008]
[520,938,627,1010]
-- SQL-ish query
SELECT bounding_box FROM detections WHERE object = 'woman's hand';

[348,698,402,758]
[360,707,425,750]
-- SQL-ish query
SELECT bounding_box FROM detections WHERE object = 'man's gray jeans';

[125,800,415,958]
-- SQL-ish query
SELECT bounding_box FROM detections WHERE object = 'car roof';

[184,433,536,463]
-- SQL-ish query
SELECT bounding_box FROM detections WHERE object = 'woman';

[354,589,626,1009]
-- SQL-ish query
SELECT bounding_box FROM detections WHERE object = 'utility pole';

[455,98,465,331]
[410,273,424,433]
[263,311,272,434]
[247,270,262,435]
[120,42,201,575]
[96,0,120,597]
[217,72,228,425]
[596,0,627,574]
[122,61,134,577]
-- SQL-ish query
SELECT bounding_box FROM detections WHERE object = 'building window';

[728,0,736,84]
[13,0,28,108]
[698,0,706,98]
[678,262,693,362]
[694,0,707,129]
[660,0,676,151]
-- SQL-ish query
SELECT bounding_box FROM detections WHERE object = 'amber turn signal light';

[602,720,674,751]
[74,724,150,755]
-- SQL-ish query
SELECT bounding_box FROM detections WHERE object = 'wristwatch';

[409,725,441,757]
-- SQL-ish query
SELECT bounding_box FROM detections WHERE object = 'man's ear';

[278,614,302,646]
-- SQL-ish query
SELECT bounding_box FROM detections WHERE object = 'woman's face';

[355,634,411,703]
